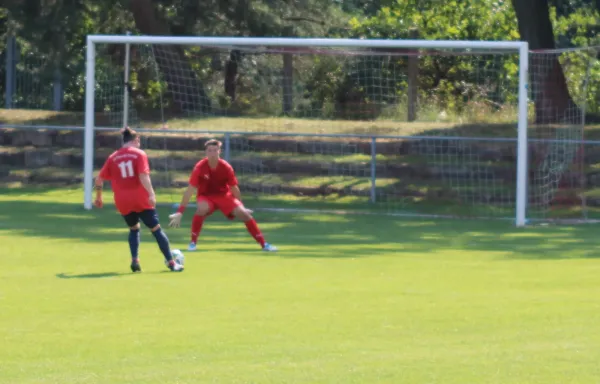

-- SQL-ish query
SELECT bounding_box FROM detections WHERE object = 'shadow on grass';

[55,270,173,279]
[1,196,599,261]
[56,272,130,279]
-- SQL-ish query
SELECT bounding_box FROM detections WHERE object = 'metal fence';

[1,35,65,111]
[3,124,600,222]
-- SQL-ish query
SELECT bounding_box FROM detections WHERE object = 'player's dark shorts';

[122,209,160,229]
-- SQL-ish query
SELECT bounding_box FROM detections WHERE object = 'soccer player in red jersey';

[168,139,277,252]
[93,127,183,272]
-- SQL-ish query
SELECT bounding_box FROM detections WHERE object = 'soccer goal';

[81,35,593,226]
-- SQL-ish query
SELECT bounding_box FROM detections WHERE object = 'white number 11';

[118,160,135,178]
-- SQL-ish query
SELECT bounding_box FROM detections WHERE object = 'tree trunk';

[129,0,211,115]
[224,50,241,101]
[511,0,580,124]
[282,53,294,115]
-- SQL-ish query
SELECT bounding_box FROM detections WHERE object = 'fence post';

[370,137,377,203]
[407,28,419,122]
[53,69,63,111]
[5,35,16,109]
[224,132,231,162]
[282,26,294,116]
[282,52,293,115]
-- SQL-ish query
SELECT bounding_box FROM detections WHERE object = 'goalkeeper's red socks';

[245,218,266,248]
[190,214,266,248]
[191,214,205,244]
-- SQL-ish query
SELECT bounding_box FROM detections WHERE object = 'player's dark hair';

[121,127,138,143]
[205,139,222,149]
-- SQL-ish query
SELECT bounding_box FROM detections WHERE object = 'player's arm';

[227,167,253,213]
[139,173,156,207]
[169,164,202,228]
[179,185,197,212]
[168,185,196,228]
[227,165,241,200]
[93,176,104,208]
[137,152,156,206]
[230,185,242,200]
[94,160,112,208]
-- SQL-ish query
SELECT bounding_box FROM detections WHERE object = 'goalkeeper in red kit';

[94,127,184,272]
[168,139,277,252]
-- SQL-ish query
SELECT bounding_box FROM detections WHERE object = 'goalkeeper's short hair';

[205,139,222,149]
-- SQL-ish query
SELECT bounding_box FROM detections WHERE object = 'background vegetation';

[0,0,598,125]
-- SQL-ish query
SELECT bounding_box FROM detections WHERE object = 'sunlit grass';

[2,188,600,383]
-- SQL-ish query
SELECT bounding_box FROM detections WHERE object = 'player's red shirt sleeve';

[98,158,112,180]
[226,164,238,187]
[137,152,150,174]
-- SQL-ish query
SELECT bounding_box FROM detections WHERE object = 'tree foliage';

[313,0,522,119]
[345,0,599,121]
[0,0,598,120]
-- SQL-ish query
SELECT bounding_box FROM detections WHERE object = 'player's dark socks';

[129,228,140,259]
[245,219,266,248]
[152,228,173,261]
[191,214,205,243]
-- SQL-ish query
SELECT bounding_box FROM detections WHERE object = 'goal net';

[83,36,597,225]
[526,47,597,223]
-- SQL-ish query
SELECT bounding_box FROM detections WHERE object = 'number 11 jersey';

[98,146,153,215]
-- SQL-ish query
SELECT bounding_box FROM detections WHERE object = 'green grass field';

[2,187,600,383]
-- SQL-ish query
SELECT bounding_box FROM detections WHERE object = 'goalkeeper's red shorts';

[197,193,241,220]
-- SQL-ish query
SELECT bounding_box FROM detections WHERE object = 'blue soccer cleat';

[187,242,197,252]
[262,243,278,252]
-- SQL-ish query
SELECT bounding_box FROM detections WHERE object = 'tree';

[3,0,346,115]
[129,0,212,114]
[143,0,345,105]
[0,7,7,107]
[512,0,600,123]
[344,0,521,118]
[3,0,137,111]
[512,0,576,123]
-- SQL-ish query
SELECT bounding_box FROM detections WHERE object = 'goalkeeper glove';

[169,212,182,228]
[168,205,185,228]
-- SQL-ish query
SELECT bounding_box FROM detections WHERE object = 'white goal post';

[83,35,530,226]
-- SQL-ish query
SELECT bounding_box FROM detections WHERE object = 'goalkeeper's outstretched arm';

[178,185,197,212]
[169,185,196,228]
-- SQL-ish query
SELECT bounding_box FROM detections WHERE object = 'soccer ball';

[172,249,185,266]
